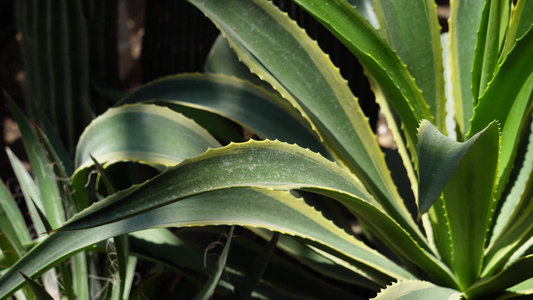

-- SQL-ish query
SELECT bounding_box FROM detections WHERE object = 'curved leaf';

[75,103,220,172]
[63,140,455,287]
[417,120,499,214]
[72,103,220,207]
[120,73,327,155]
[188,0,427,261]
[0,188,414,298]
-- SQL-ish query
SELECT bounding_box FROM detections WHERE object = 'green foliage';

[1,0,533,299]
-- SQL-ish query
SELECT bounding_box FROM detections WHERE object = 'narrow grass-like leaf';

[0,225,21,267]
[372,280,462,299]
[89,154,129,300]
[448,0,486,137]
[194,226,234,300]
[0,180,30,246]
[30,200,52,234]
[189,0,429,258]
[373,0,446,132]
[233,232,279,299]
[28,190,78,300]
[6,148,47,236]
[33,125,78,219]
[7,98,64,229]
[15,0,93,152]
[89,154,117,196]
[0,188,416,298]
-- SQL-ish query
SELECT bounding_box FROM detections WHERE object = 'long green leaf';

[373,0,446,132]
[0,224,21,267]
[0,188,414,298]
[205,35,269,90]
[188,0,428,260]
[448,0,486,137]
[288,0,432,143]
[64,140,455,286]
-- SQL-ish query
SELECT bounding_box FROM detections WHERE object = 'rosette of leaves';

[1,0,533,299]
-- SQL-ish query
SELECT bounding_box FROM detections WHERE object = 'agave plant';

[2,0,533,299]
